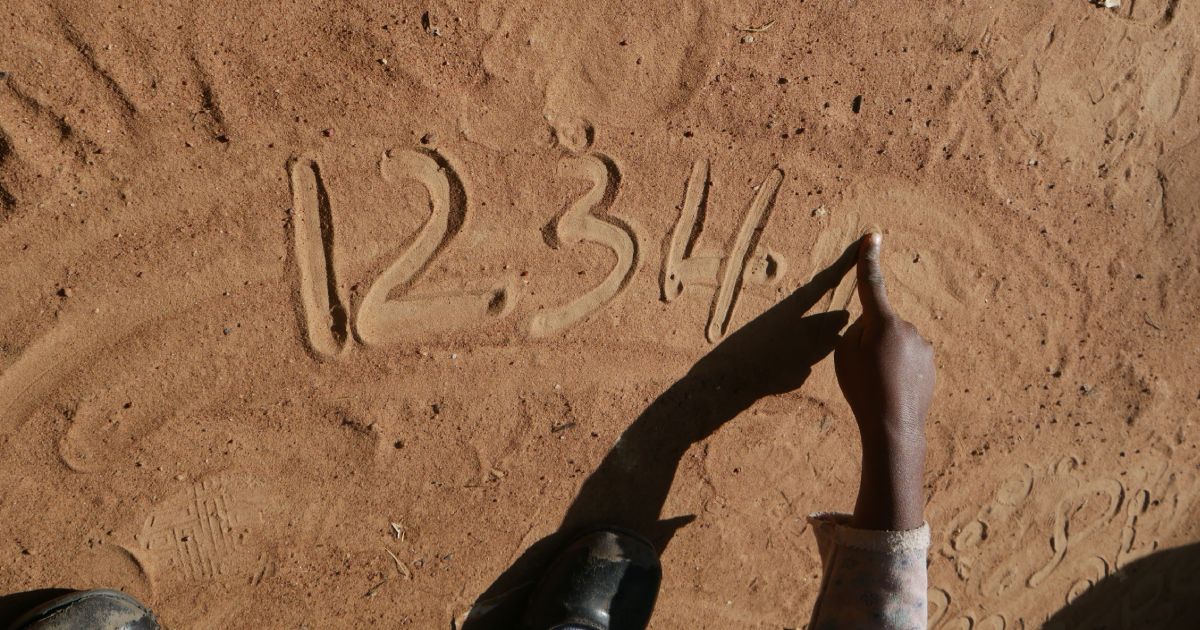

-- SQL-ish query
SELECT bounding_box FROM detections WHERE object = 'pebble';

[741,35,755,44]
[57,287,73,297]
[322,128,334,137]
[420,132,436,144]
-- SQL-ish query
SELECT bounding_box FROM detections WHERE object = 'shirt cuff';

[807,512,930,553]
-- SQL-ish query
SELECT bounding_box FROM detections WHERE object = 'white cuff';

[807,512,930,553]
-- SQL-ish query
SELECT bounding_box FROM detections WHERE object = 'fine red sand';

[2,1,1198,627]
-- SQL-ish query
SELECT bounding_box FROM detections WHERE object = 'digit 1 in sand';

[287,156,350,359]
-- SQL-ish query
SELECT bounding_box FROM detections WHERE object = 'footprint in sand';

[128,476,268,586]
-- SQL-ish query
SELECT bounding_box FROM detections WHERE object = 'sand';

[1,0,1198,627]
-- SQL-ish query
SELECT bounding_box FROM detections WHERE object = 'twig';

[386,548,412,579]
[736,19,776,33]
[365,577,388,598]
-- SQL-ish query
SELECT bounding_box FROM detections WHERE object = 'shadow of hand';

[461,240,859,629]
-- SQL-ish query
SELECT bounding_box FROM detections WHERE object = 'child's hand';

[835,233,935,530]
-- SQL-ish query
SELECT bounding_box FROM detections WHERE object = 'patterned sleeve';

[806,512,930,630]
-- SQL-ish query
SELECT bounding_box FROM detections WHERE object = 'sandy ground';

[1,0,1199,628]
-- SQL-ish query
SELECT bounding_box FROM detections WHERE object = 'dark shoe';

[7,589,158,630]
[522,527,661,630]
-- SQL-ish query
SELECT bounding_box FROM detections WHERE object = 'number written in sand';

[287,149,514,358]
[288,148,792,353]
[662,158,786,342]
[530,153,639,337]
[355,149,513,345]
[288,157,351,359]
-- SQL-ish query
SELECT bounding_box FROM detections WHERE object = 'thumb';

[856,232,892,318]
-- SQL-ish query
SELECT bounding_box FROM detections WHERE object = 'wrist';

[852,430,926,531]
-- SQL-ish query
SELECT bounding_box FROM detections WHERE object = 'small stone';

[741,35,755,44]
[322,128,334,137]
[811,205,828,218]
[215,134,230,143]
[1099,0,1120,8]
[421,11,441,36]
[57,287,73,297]
[420,132,436,144]
[223,327,232,335]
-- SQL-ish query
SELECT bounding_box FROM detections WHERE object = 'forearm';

[851,431,926,531]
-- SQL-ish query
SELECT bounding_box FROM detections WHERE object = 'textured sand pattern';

[2,1,1199,628]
